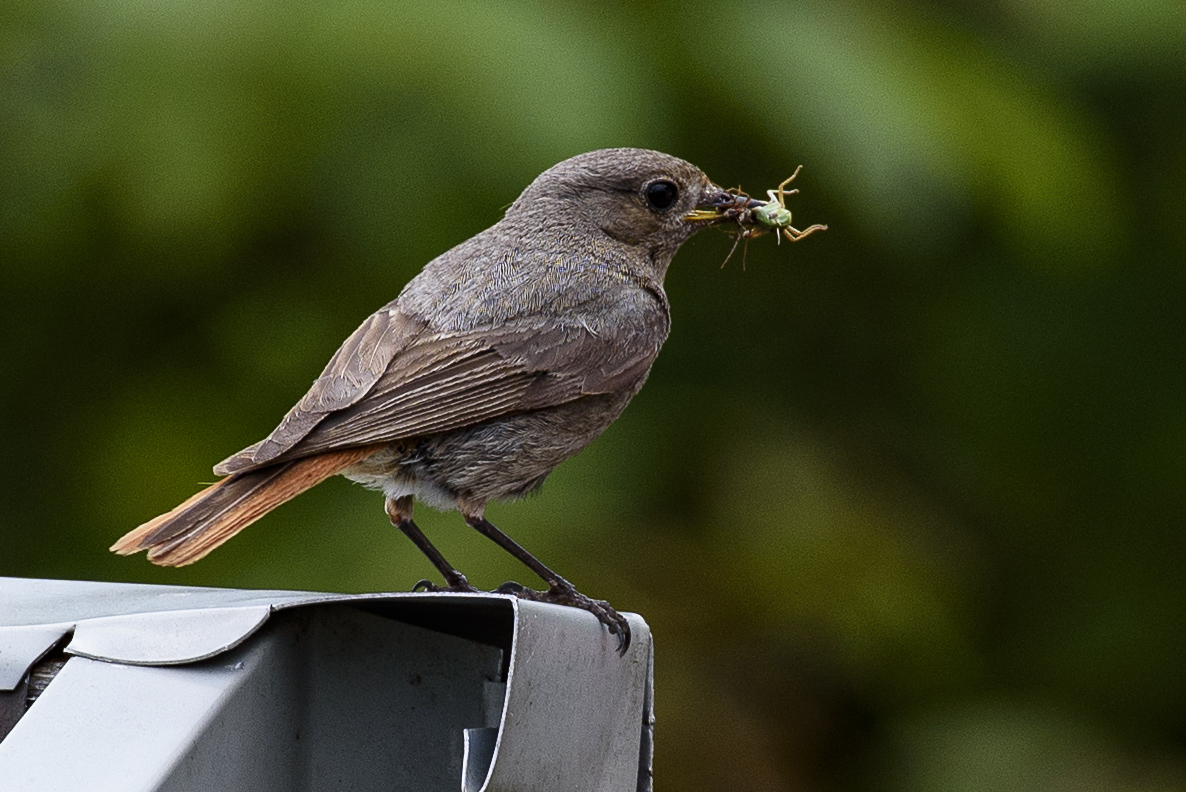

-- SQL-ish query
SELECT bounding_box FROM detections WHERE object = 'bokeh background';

[4,0,1185,789]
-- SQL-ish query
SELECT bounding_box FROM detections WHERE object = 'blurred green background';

[3,0,1185,789]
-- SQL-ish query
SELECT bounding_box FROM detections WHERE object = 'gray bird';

[112,148,769,651]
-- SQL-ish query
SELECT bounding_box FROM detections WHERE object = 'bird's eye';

[644,180,679,211]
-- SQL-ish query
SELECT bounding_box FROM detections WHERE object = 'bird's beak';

[684,184,765,225]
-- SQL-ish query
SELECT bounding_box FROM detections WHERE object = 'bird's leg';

[463,513,631,654]
[385,495,477,593]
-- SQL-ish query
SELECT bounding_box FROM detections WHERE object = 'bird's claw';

[411,574,479,593]
[414,576,631,654]
[495,579,632,655]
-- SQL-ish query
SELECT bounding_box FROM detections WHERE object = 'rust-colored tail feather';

[111,447,376,567]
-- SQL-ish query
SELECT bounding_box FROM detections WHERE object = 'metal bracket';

[0,577,653,792]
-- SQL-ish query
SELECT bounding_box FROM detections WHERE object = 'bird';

[112,147,768,652]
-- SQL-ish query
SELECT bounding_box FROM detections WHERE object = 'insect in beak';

[685,168,827,243]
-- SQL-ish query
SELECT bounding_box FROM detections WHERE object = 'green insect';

[707,165,826,267]
[749,165,828,243]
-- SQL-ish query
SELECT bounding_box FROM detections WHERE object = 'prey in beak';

[686,184,765,226]
[686,166,828,244]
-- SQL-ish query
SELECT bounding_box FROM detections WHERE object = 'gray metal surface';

[477,605,650,792]
[0,624,70,689]
[0,577,654,791]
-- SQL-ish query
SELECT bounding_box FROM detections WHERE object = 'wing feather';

[215,292,668,476]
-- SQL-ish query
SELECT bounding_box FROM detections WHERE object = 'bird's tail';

[111,447,376,567]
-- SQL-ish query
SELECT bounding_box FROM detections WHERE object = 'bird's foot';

[494,579,631,655]
[411,572,479,593]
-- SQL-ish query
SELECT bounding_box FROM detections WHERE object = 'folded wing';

[215,297,666,476]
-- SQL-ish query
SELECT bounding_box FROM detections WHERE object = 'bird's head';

[504,148,762,278]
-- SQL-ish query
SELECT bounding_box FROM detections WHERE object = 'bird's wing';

[215,297,666,475]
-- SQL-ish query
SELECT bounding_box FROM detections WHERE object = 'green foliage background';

[3,0,1185,788]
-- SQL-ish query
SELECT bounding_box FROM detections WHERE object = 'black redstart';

[112,148,821,651]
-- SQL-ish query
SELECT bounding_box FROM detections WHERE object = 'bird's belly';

[341,390,638,512]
